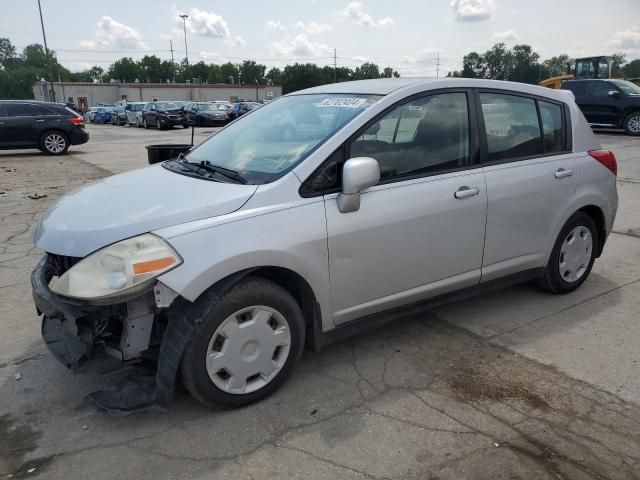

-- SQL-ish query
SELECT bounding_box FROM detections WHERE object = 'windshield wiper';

[192,160,248,184]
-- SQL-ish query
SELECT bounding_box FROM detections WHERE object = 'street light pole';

[179,14,189,67]
[37,0,55,101]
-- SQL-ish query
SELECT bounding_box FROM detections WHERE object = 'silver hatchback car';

[32,78,618,411]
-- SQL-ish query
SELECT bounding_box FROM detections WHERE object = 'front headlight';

[49,234,182,300]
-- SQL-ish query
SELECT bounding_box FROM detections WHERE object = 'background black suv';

[561,79,640,135]
[0,100,89,155]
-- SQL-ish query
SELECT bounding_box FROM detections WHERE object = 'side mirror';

[337,157,380,213]
[608,90,620,98]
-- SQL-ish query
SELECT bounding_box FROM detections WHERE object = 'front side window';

[348,92,470,181]
[480,93,542,162]
[539,101,565,154]
[590,81,612,99]
[609,79,640,95]
[184,94,381,184]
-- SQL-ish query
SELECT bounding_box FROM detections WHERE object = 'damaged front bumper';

[31,254,187,413]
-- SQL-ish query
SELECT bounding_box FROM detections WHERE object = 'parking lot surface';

[1,124,639,479]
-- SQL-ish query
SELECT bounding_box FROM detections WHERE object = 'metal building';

[32,81,282,110]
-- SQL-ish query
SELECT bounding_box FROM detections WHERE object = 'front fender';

[156,201,333,331]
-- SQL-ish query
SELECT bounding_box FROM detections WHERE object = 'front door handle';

[555,168,573,179]
[454,186,480,199]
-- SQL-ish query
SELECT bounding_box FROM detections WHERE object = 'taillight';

[588,150,617,176]
[69,116,85,127]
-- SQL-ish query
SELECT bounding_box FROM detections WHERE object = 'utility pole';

[37,0,55,101]
[333,48,337,83]
[179,14,189,66]
[169,39,176,83]
[436,52,440,78]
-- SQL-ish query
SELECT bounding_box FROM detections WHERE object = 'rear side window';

[590,81,611,99]
[6,103,39,117]
[34,104,58,115]
[538,101,565,154]
[480,93,542,162]
[564,82,588,98]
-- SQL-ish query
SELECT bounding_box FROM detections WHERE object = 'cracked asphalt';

[1,125,639,479]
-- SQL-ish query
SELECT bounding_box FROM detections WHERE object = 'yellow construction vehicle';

[539,56,612,89]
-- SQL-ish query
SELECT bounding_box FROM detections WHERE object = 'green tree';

[353,62,380,80]
[543,54,572,77]
[511,44,542,84]
[624,59,640,78]
[281,63,325,93]
[381,66,400,78]
[265,67,282,85]
[189,61,210,83]
[107,57,141,82]
[0,37,16,67]
[461,52,484,78]
[220,62,240,84]
[138,55,162,82]
[207,64,222,83]
[239,60,267,84]
[611,53,626,78]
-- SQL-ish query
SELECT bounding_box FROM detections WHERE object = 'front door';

[584,81,621,126]
[478,92,577,281]
[323,91,487,324]
[4,102,40,146]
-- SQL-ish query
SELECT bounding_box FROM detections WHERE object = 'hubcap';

[206,306,291,394]
[628,115,640,134]
[559,226,592,283]
[44,134,65,153]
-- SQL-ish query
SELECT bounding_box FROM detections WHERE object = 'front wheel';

[539,212,597,294]
[623,111,640,136]
[180,277,305,409]
[143,118,149,129]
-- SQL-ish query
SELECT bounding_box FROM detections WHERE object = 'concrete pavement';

[0,124,639,479]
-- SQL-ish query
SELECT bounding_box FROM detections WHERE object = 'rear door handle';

[454,186,480,199]
[555,168,573,179]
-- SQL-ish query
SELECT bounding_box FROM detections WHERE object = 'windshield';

[197,103,217,111]
[185,93,381,184]
[156,102,179,110]
[610,80,640,95]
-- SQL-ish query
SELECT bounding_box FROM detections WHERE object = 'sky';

[1,0,639,76]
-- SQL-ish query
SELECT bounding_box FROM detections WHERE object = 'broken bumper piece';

[31,254,189,413]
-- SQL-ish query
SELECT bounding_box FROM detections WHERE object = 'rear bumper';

[69,128,89,146]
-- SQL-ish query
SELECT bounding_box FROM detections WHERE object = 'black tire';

[183,123,190,129]
[143,118,149,129]
[39,130,69,155]
[623,111,640,136]
[180,277,305,409]
[539,212,598,294]
[156,120,163,130]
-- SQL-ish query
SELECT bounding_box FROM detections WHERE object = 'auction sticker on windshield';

[317,97,368,108]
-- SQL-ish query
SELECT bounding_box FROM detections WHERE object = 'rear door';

[4,103,42,146]
[0,103,8,146]
[478,91,576,281]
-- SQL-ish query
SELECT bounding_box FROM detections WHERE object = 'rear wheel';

[40,131,69,155]
[180,277,304,409]
[623,111,640,136]
[539,212,597,294]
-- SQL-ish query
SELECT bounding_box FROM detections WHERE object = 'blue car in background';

[92,107,113,124]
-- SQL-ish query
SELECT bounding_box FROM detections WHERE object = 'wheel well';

[577,205,606,257]
[623,108,640,122]
[40,129,68,141]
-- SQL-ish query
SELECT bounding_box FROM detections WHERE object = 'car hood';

[159,109,182,115]
[34,165,258,257]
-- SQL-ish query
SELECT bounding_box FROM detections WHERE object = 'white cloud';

[398,47,448,76]
[266,20,333,34]
[265,20,286,31]
[294,21,333,34]
[609,26,640,50]
[341,2,395,28]
[225,35,246,47]
[451,0,495,22]
[199,51,226,63]
[271,34,333,59]
[79,16,147,50]
[493,29,519,42]
[178,8,230,38]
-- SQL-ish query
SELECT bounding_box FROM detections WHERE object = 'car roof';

[291,77,574,103]
[0,99,65,106]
